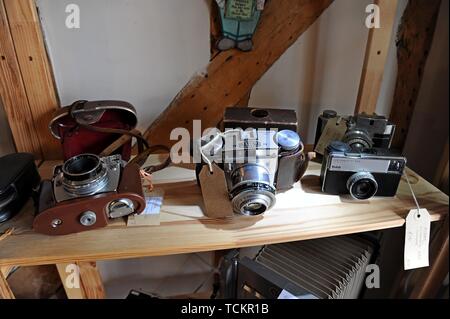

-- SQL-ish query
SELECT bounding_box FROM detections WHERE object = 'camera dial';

[275,130,301,152]
[346,172,378,200]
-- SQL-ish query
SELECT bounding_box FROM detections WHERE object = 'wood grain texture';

[3,0,61,159]
[77,262,105,299]
[0,270,14,299]
[0,156,447,268]
[56,263,85,299]
[0,0,42,156]
[143,0,334,147]
[355,0,398,115]
[389,0,442,149]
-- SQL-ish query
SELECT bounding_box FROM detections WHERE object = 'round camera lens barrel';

[347,172,378,200]
[62,154,103,182]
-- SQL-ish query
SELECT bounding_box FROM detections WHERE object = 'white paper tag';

[404,208,431,270]
[314,117,347,155]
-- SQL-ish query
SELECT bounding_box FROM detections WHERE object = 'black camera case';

[0,153,40,223]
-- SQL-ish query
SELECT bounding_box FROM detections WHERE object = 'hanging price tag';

[404,208,431,270]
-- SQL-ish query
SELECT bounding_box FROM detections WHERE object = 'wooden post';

[0,0,42,157]
[355,0,398,115]
[0,270,14,299]
[3,0,61,159]
[56,263,85,299]
[77,262,106,299]
[389,0,442,150]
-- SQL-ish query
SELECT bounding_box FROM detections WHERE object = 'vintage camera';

[0,153,40,223]
[34,154,145,235]
[315,110,396,150]
[198,107,309,216]
[320,141,406,200]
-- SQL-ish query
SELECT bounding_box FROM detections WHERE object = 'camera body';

[0,153,40,223]
[315,110,396,150]
[320,141,406,200]
[34,154,145,235]
[199,107,308,216]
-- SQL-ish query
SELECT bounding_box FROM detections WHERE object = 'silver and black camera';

[34,153,145,235]
[320,141,406,200]
[315,110,396,150]
[197,108,309,216]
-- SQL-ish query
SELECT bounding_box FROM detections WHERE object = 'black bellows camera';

[315,110,406,200]
[0,153,40,223]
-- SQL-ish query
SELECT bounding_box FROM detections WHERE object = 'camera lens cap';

[327,141,352,153]
[275,130,301,151]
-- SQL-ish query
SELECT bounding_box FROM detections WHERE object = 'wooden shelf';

[0,157,448,267]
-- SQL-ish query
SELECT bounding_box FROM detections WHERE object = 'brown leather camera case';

[33,164,145,236]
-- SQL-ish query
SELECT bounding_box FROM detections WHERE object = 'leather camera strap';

[69,102,171,174]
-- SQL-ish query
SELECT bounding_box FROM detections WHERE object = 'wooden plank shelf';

[0,158,448,267]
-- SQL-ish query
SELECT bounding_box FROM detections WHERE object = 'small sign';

[225,0,255,20]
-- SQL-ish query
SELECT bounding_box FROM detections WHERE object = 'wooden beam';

[77,262,106,299]
[355,0,398,115]
[144,0,334,147]
[0,270,14,299]
[3,0,61,159]
[56,263,85,299]
[389,0,442,150]
[0,0,42,157]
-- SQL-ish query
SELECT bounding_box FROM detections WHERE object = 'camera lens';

[347,172,378,200]
[63,154,102,182]
[229,164,276,216]
[61,154,109,196]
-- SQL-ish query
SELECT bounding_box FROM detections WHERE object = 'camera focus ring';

[346,172,378,200]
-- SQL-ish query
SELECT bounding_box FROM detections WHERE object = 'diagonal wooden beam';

[144,0,334,147]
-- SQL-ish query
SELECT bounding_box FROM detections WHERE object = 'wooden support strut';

[0,0,42,157]
[355,0,398,115]
[389,0,442,150]
[144,0,334,147]
[3,0,61,159]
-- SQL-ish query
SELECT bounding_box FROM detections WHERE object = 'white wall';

[36,0,211,133]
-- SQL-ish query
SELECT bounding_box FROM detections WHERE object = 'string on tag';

[404,172,421,217]
[199,129,242,173]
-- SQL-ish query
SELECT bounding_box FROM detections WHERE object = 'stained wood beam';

[144,0,334,146]
[3,0,61,159]
[355,0,398,115]
[389,0,442,150]
[0,0,42,157]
